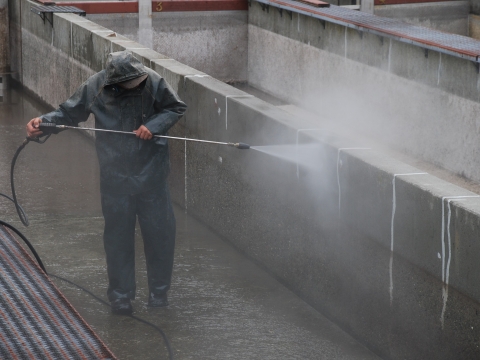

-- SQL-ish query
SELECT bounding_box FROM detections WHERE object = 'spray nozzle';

[231,142,250,149]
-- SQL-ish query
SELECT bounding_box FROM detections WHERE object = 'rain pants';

[41,51,187,300]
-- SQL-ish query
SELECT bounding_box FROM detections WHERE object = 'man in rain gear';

[26,50,187,315]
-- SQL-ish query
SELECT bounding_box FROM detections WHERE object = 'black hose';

[0,192,28,223]
[0,219,173,360]
[4,135,174,360]
[0,219,47,273]
[50,274,174,360]
[10,138,31,226]
[9,135,51,227]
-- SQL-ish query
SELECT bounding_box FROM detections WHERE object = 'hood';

[104,51,147,86]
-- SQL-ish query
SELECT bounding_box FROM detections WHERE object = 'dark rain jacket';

[41,51,187,195]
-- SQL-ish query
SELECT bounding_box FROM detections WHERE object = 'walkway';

[0,87,381,359]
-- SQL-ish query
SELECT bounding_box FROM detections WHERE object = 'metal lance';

[38,123,251,149]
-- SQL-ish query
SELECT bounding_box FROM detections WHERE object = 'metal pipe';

[39,123,250,149]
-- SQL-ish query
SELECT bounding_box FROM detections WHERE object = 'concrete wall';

[374,1,469,35]
[0,0,8,104]
[8,0,22,84]
[470,13,480,39]
[472,0,480,15]
[88,11,248,82]
[9,0,480,358]
[248,2,480,186]
[0,0,9,73]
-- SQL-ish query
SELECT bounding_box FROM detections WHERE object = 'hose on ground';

[0,219,47,273]
[1,135,174,360]
[0,218,174,360]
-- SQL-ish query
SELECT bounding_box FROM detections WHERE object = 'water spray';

[39,123,251,149]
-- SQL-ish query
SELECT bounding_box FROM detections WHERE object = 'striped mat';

[0,224,116,360]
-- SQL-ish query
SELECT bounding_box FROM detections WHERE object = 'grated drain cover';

[0,225,116,360]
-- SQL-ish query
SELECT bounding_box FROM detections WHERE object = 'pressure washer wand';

[39,123,250,149]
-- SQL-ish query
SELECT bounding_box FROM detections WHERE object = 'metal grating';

[0,225,116,360]
[31,5,86,26]
[255,0,480,62]
[31,5,86,15]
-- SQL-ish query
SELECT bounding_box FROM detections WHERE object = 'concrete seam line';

[185,138,187,213]
[296,128,322,179]
[336,147,371,218]
[181,74,209,213]
[388,38,392,73]
[70,22,72,60]
[440,195,480,329]
[225,95,253,130]
[440,195,480,283]
[437,52,442,86]
[390,172,427,306]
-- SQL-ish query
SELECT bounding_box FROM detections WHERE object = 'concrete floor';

[0,88,382,359]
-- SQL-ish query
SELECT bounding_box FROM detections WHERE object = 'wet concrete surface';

[0,87,381,359]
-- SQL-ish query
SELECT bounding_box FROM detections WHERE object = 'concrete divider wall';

[88,11,248,82]
[10,0,480,358]
[248,2,480,187]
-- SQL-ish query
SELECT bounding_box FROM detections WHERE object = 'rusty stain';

[56,1,139,14]
[151,0,248,12]
[57,0,248,13]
